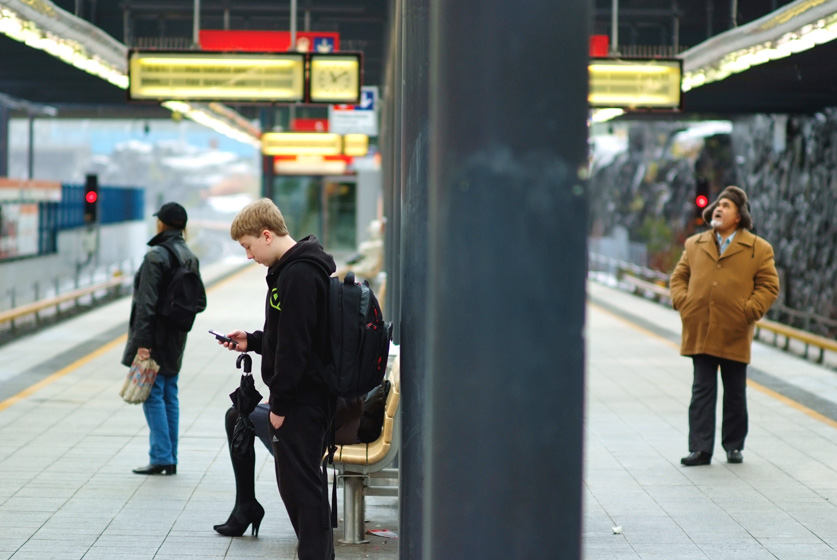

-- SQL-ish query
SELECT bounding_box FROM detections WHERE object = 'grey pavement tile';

[687,531,755,545]
[611,516,693,545]
[667,514,743,534]
[7,554,85,560]
[0,538,26,552]
[81,554,163,560]
[697,543,781,560]
[632,543,709,559]
[761,542,837,560]
[584,551,642,560]
[661,501,729,518]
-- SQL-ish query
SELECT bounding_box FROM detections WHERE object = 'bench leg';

[339,474,369,544]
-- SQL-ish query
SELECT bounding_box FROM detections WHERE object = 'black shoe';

[132,464,176,475]
[726,449,743,464]
[214,501,265,537]
[680,451,711,466]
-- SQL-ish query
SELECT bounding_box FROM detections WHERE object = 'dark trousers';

[269,402,334,560]
[689,354,748,455]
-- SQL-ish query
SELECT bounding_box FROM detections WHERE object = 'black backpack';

[157,243,207,332]
[321,271,392,398]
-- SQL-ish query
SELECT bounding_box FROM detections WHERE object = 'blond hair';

[230,198,289,240]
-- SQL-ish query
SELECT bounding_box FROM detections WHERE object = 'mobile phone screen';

[209,330,237,346]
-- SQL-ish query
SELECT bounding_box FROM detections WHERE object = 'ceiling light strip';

[0,1,128,87]
[162,101,261,148]
[681,0,837,91]
[0,1,261,146]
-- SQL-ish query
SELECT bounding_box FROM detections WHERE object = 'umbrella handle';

[236,353,252,374]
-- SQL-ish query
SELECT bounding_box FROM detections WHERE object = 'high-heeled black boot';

[213,501,265,537]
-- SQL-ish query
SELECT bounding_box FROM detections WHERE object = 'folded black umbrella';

[229,354,263,458]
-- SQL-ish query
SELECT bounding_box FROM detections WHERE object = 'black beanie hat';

[702,186,753,231]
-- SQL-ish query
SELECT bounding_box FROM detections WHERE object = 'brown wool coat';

[669,229,780,364]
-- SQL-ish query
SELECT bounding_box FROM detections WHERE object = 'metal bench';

[332,349,400,544]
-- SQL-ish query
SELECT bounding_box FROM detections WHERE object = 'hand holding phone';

[209,330,238,347]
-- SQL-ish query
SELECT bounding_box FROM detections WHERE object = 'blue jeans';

[142,374,179,465]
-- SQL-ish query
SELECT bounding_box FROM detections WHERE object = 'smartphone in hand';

[209,329,238,347]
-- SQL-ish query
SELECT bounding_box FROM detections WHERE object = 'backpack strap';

[154,243,180,291]
[158,242,183,268]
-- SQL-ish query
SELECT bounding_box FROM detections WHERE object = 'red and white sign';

[292,118,329,132]
[199,30,340,53]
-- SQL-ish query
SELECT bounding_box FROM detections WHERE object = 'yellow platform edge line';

[0,335,127,413]
[589,300,837,431]
[0,263,256,413]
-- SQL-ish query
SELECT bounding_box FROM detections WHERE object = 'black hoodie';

[246,235,336,416]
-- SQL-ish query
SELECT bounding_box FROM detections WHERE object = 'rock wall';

[590,112,837,332]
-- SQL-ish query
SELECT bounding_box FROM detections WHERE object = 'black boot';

[214,501,265,537]
[214,408,262,536]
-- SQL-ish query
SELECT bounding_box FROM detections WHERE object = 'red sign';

[292,118,329,132]
[199,30,340,53]
[590,35,609,57]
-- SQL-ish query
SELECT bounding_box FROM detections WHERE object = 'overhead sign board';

[128,51,306,102]
[274,155,350,176]
[588,58,682,110]
[262,132,369,157]
[343,134,369,156]
[329,85,378,135]
[309,53,362,104]
[262,132,343,156]
[199,30,340,53]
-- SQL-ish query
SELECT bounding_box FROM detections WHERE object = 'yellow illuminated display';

[262,133,344,156]
[309,54,361,103]
[343,134,369,156]
[588,59,681,109]
[129,52,305,101]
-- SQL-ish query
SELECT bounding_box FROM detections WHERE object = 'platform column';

[0,104,7,177]
[398,0,430,558]
[424,1,590,558]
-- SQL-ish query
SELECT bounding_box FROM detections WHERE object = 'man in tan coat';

[670,186,779,466]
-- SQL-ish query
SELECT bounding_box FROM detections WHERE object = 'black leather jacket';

[121,229,203,376]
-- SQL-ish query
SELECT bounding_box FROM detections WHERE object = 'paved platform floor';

[0,259,399,560]
[586,280,837,560]
[4,260,837,559]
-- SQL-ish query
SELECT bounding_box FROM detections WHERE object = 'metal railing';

[0,259,139,336]
[588,252,837,366]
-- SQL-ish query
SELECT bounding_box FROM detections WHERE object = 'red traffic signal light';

[696,194,708,208]
[84,174,99,223]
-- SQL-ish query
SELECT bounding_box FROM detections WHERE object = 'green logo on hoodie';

[270,288,282,311]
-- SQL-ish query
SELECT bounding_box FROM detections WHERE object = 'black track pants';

[270,401,334,560]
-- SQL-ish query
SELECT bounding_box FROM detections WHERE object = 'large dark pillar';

[398,0,430,558]
[0,105,8,177]
[260,108,276,199]
[425,1,590,558]
[389,0,404,344]
[381,0,400,322]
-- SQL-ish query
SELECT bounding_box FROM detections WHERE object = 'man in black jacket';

[123,202,204,476]
[220,198,336,559]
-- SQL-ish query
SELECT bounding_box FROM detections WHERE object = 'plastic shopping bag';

[119,354,160,404]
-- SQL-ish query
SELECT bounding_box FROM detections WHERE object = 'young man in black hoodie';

[221,198,337,559]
